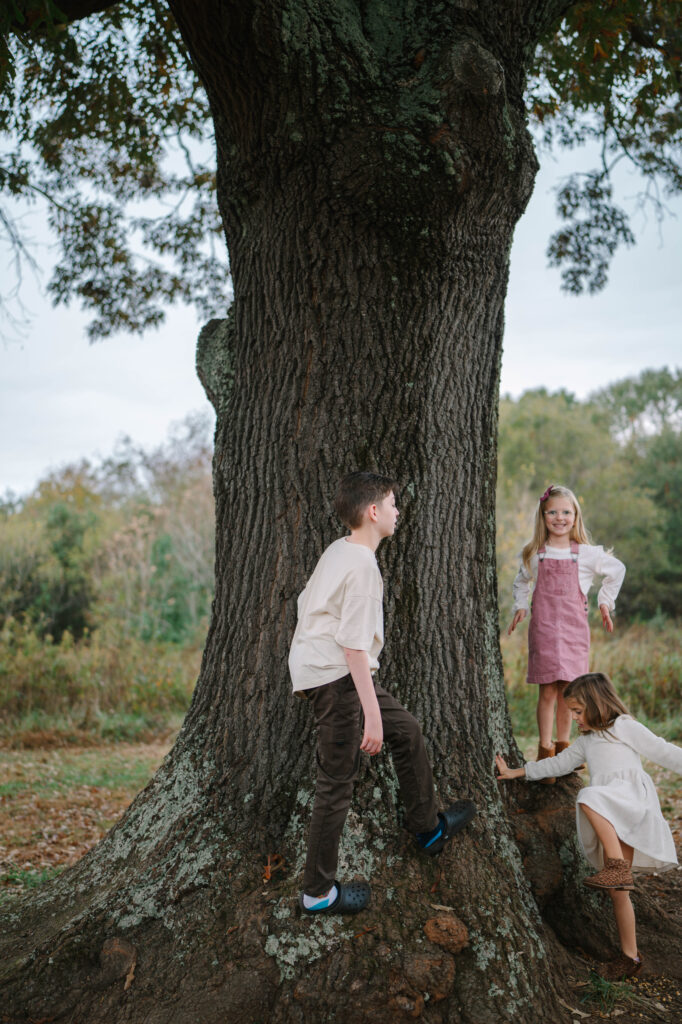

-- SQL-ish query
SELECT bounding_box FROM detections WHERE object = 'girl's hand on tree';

[600,604,614,633]
[361,714,383,756]
[506,609,527,635]
[495,754,525,780]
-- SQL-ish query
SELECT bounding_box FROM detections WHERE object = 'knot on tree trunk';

[196,315,234,413]
[449,39,505,100]
[423,912,469,953]
[98,937,137,990]
[510,777,582,907]
[402,950,456,1001]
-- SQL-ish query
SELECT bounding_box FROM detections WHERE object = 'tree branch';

[518,0,578,40]
[6,0,119,34]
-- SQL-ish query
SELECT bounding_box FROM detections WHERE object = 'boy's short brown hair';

[334,471,398,530]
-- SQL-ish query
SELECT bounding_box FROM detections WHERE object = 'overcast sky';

[1,147,680,498]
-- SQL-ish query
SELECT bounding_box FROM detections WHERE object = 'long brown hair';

[522,484,591,572]
[563,672,631,732]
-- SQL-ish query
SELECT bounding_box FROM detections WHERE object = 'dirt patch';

[564,970,682,1023]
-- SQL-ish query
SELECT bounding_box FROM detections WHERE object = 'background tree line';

[1,366,679,740]
[497,365,682,623]
[0,412,214,739]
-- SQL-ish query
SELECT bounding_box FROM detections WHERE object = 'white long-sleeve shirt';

[512,543,625,613]
[525,716,682,873]
[525,716,682,782]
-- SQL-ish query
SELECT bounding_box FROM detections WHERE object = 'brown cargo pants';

[302,673,439,896]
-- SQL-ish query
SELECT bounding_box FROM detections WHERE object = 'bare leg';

[580,805,628,860]
[608,888,638,960]
[581,806,638,957]
[536,683,558,748]
[555,681,572,744]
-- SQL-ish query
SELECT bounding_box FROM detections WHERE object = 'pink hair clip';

[539,486,553,503]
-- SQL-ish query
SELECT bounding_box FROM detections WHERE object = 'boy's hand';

[495,754,525,780]
[343,647,384,756]
[600,604,614,633]
[506,609,526,635]
[361,713,383,756]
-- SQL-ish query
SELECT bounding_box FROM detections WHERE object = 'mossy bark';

[3,3,680,1022]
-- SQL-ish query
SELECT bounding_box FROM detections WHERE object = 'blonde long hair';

[521,484,591,572]
[563,672,631,732]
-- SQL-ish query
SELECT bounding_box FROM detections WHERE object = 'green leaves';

[592,367,682,439]
[2,1,681,331]
[1,0,229,337]
[0,411,215,644]
[546,172,635,293]
[530,0,682,292]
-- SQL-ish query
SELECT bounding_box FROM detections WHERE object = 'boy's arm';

[343,647,383,755]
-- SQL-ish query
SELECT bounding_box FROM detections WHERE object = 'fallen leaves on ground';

[0,740,170,895]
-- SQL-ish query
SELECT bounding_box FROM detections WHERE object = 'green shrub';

[0,617,201,740]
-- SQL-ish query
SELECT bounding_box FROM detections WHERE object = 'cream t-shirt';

[288,537,384,692]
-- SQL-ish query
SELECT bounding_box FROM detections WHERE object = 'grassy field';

[0,739,171,898]
[0,617,201,745]
[2,619,679,746]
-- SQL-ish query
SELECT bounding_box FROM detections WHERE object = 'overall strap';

[538,545,546,562]
[570,540,579,562]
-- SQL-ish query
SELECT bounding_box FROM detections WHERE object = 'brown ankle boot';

[598,951,643,981]
[583,857,634,891]
[537,742,556,785]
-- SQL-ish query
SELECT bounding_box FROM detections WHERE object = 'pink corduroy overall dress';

[527,540,590,685]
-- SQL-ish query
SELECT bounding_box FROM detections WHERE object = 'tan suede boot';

[583,857,634,891]
[537,742,556,785]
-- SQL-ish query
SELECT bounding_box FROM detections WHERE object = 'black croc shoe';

[299,879,371,915]
[421,799,477,857]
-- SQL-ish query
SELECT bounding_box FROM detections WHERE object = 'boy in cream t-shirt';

[289,471,476,915]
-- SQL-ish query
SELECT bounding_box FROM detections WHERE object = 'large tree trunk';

[3,3,679,1022]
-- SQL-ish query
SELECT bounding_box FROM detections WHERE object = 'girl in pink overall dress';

[527,541,589,688]
[508,485,626,779]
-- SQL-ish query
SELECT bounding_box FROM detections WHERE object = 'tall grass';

[0,617,202,743]
[1,614,679,746]
[502,619,682,740]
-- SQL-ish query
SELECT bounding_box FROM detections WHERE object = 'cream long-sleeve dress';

[525,716,682,873]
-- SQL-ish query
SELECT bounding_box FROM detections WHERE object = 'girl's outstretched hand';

[600,604,614,633]
[495,754,526,780]
[506,609,527,635]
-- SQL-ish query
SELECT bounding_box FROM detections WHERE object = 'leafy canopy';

[530,0,682,293]
[1,0,226,338]
[1,0,680,336]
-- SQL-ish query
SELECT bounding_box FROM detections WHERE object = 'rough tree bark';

[2,3,680,1023]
